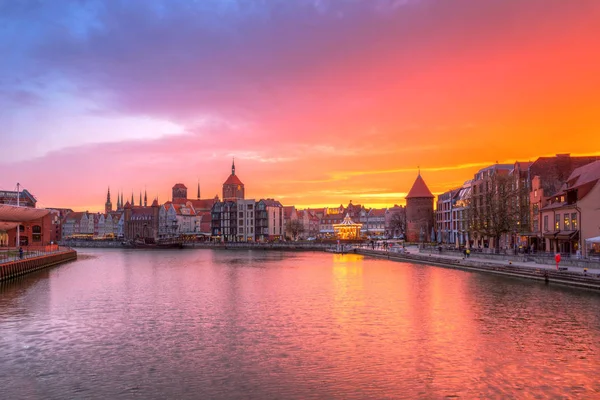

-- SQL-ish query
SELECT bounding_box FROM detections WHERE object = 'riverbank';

[355,248,600,291]
[0,249,77,281]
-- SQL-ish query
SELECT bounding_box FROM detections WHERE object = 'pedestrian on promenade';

[466,249,471,258]
[19,247,24,259]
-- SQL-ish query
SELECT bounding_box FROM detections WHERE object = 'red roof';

[173,183,187,189]
[406,174,434,199]
[224,174,244,186]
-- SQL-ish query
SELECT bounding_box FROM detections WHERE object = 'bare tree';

[389,212,405,238]
[468,171,518,252]
[285,220,305,241]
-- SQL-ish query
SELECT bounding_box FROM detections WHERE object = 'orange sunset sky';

[1,0,600,212]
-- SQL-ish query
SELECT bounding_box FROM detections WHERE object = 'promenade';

[356,245,600,290]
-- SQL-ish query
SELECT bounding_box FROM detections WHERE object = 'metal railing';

[0,246,69,265]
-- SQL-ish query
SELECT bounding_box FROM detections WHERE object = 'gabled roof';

[406,174,434,199]
[173,183,187,189]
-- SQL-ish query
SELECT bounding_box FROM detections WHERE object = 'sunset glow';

[2,0,600,211]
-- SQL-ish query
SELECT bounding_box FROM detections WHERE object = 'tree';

[389,212,405,238]
[285,219,305,241]
[468,170,519,252]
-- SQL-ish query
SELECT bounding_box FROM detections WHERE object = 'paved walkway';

[400,246,599,274]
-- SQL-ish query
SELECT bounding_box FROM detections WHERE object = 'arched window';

[32,225,42,242]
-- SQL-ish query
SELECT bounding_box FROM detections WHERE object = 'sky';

[1,0,600,212]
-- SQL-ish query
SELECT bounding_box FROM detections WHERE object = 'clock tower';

[222,159,245,201]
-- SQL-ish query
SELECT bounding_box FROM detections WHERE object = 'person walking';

[19,247,24,259]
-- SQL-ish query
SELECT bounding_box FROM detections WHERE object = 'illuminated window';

[564,214,570,229]
[555,214,560,230]
[571,213,578,229]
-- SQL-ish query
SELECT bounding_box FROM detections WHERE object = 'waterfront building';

[365,208,386,237]
[540,160,600,256]
[211,200,238,242]
[405,172,435,242]
[123,199,160,241]
[435,188,460,245]
[237,199,256,241]
[527,154,600,251]
[255,199,283,241]
[453,181,472,246]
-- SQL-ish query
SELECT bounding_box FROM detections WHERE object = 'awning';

[0,221,19,231]
[586,236,600,244]
[543,231,559,238]
[0,204,49,223]
[521,232,540,237]
[557,230,579,240]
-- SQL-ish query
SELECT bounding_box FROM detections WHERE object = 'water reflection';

[1,249,600,399]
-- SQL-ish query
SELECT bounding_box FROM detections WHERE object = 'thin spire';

[197,180,200,200]
[140,191,142,207]
[232,157,235,176]
[107,187,111,203]
[144,188,147,207]
[131,191,134,206]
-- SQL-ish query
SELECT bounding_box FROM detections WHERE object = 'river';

[1,249,599,399]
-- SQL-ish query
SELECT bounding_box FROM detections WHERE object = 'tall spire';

[197,181,200,200]
[139,191,142,207]
[131,191,134,206]
[116,190,120,209]
[105,187,113,214]
[232,158,235,176]
[144,189,147,207]
[120,192,124,209]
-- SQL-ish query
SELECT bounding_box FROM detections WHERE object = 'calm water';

[1,249,600,399]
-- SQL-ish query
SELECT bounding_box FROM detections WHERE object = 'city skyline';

[2,0,600,211]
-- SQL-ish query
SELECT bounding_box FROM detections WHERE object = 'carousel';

[333,214,362,240]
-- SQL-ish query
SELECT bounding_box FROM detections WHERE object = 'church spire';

[105,187,113,214]
[139,191,142,207]
[197,181,200,200]
[131,191,134,206]
[232,158,235,176]
[144,189,147,207]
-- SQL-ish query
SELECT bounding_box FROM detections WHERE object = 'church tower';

[222,159,245,201]
[144,190,147,207]
[405,171,434,242]
[105,187,113,214]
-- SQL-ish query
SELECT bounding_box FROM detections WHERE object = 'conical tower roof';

[406,173,434,199]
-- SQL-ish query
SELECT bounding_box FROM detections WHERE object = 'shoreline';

[355,248,600,291]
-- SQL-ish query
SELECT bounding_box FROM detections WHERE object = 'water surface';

[1,249,599,399]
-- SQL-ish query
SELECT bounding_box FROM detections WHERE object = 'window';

[572,213,578,229]
[543,215,548,231]
[239,219,244,226]
[534,189,538,198]
[533,220,539,232]
[239,212,243,218]
[564,214,570,229]
[555,214,560,230]
[32,225,42,242]
[247,204,253,210]
[533,204,539,215]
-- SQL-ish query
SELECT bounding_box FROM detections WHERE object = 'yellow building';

[333,214,362,240]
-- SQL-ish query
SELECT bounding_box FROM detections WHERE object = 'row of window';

[543,213,578,231]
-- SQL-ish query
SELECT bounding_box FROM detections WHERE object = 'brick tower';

[405,172,434,242]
